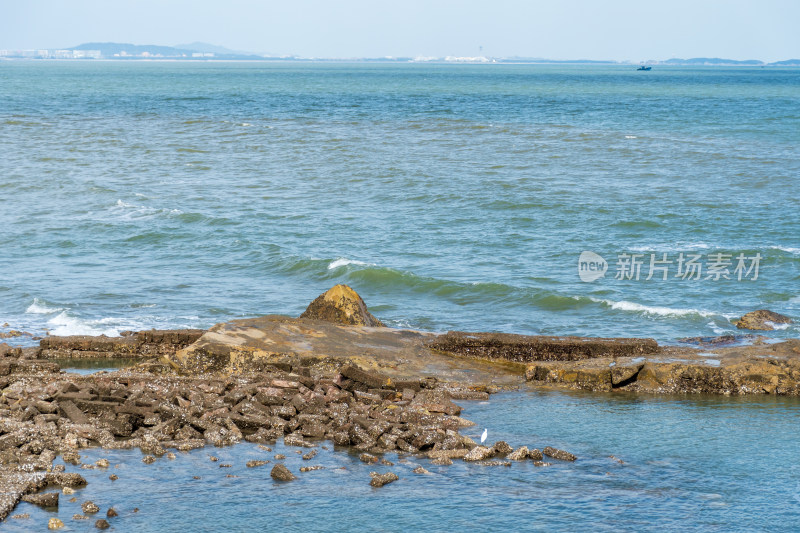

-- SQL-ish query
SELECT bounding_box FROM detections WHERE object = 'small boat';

[637,65,652,71]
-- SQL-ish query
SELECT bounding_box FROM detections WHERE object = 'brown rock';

[106,508,118,518]
[507,446,529,461]
[21,492,59,508]
[81,501,100,514]
[95,519,110,529]
[736,310,793,331]
[299,285,384,327]
[369,471,399,487]
[463,445,494,462]
[542,446,576,461]
[270,463,296,481]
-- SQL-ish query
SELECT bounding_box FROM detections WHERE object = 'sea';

[1,61,799,531]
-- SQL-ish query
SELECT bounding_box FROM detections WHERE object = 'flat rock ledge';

[527,339,800,395]
[38,330,205,359]
[427,331,660,363]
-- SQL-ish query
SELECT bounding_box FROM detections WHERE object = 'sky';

[2,0,799,62]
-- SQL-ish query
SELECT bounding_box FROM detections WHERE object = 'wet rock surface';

[527,339,800,395]
[39,330,204,359]
[270,463,296,481]
[428,331,660,363]
[299,284,384,327]
[735,310,793,331]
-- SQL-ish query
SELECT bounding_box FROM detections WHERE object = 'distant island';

[1,42,798,66]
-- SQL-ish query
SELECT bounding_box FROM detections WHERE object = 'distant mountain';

[71,42,262,59]
[771,59,800,66]
[174,42,256,56]
[662,57,764,65]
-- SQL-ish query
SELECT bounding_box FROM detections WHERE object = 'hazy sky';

[2,0,799,61]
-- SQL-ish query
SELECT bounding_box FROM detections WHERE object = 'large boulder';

[735,310,792,331]
[299,285,384,327]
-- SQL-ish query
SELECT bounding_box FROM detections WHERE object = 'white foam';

[766,322,792,330]
[770,246,800,255]
[624,135,637,139]
[594,298,716,318]
[47,312,120,337]
[328,258,373,270]
[25,298,64,314]
[627,242,711,253]
[112,199,182,219]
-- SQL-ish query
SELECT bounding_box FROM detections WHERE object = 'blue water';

[1,62,798,342]
[2,62,800,530]
[5,390,800,532]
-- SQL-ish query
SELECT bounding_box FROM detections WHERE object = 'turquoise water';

[2,62,800,530]
[1,62,798,342]
[5,390,800,532]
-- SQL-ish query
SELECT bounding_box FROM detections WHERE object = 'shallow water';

[5,389,800,532]
[1,62,798,343]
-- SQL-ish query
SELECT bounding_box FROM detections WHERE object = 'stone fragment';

[463,445,494,462]
[21,492,59,508]
[508,446,529,461]
[369,471,399,487]
[270,463,296,481]
[48,518,65,529]
[299,285,384,327]
[82,501,100,514]
[542,446,576,461]
[736,310,793,331]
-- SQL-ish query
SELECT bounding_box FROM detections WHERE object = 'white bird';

[480,428,488,444]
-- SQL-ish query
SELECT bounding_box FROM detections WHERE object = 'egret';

[480,428,488,443]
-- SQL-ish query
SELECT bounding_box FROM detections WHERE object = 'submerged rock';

[95,519,110,529]
[299,285,384,327]
[270,463,296,481]
[48,517,64,529]
[81,501,100,514]
[735,310,793,331]
[542,447,576,461]
[369,471,399,487]
[21,492,59,508]
[507,446,529,461]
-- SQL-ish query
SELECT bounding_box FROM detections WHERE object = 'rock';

[96,458,109,468]
[270,463,296,481]
[528,448,544,461]
[12,514,30,519]
[74,514,89,520]
[302,450,317,460]
[142,455,156,464]
[109,475,118,481]
[299,285,384,327]
[533,461,552,467]
[430,456,453,466]
[542,446,576,461]
[82,501,100,514]
[95,519,111,529]
[300,465,324,472]
[507,446,529,461]
[274,454,285,460]
[107,508,118,518]
[22,492,59,508]
[491,441,513,455]
[359,453,378,464]
[463,445,494,462]
[428,331,659,362]
[62,487,75,495]
[736,310,793,331]
[48,517,65,529]
[246,460,269,468]
[412,466,430,474]
[369,471,399,487]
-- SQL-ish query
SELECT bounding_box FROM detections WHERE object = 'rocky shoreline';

[1,285,797,526]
